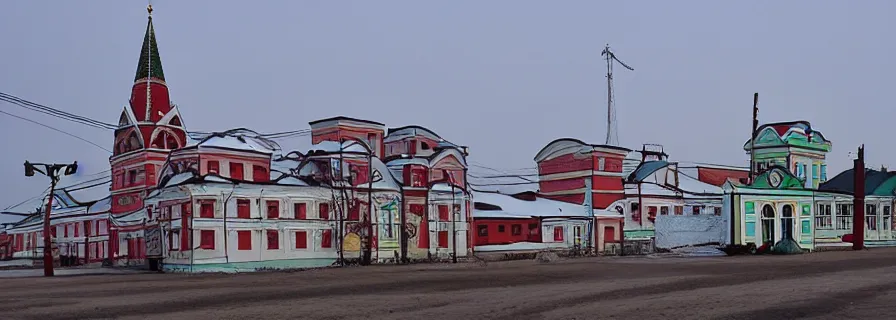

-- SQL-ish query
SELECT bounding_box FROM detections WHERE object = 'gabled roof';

[743,120,832,152]
[181,128,280,154]
[307,116,385,127]
[819,168,896,196]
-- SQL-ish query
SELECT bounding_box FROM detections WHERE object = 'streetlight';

[24,161,78,277]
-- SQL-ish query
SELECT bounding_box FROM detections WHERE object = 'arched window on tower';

[151,131,181,150]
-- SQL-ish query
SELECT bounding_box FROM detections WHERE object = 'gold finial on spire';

[147,4,153,16]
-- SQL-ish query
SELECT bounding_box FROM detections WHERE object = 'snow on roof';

[472,191,604,219]
[308,141,369,154]
[196,130,280,154]
[467,165,538,195]
[88,196,111,213]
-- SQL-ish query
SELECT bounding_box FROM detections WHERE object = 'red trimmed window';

[295,231,308,249]
[294,203,307,219]
[438,231,448,248]
[438,205,449,222]
[200,201,214,218]
[253,165,269,182]
[237,230,252,250]
[348,199,360,221]
[409,204,425,216]
[321,229,333,248]
[207,161,220,174]
[237,199,251,218]
[230,163,244,180]
[200,230,215,249]
[319,203,330,220]
[74,223,80,237]
[266,230,279,250]
[63,224,69,238]
[553,226,564,242]
[266,200,279,219]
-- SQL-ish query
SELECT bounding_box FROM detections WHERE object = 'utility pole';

[450,176,457,264]
[600,44,634,146]
[853,145,865,250]
[24,161,78,277]
[749,93,759,183]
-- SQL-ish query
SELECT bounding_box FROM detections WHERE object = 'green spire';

[134,16,165,82]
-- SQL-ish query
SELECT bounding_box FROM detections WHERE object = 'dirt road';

[2,248,896,320]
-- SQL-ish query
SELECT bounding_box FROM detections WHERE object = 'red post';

[43,180,57,277]
[853,145,865,250]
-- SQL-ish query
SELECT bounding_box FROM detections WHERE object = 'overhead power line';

[0,109,112,153]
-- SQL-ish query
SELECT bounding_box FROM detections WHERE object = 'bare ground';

[2,248,896,319]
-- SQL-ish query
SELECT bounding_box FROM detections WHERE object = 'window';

[319,203,330,220]
[836,204,853,230]
[200,230,215,249]
[321,229,333,248]
[295,231,308,249]
[647,207,657,220]
[714,207,722,216]
[511,224,522,236]
[884,206,892,231]
[674,206,683,215]
[477,225,488,237]
[294,203,307,219]
[866,204,878,231]
[200,201,214,218]
[498,225,506,233]
[230,163,244,180]
[553,226,564,242]
[237,230,252,250]
[438,231,448,248]
[660,207,669,215]
[266,230,279,250]
[438,205,449,222]
[237,199,251,218]
[815,204,831,229]
[598,157,606,171]
[128,169,137,185]
[528,223,539,236]
[812,164,819,180]
[692,206,702,215]
[820,165,827,181]
[84,221,92,236]
[253,165,269,182]
[207,161,220,174]
[266,200,279,219]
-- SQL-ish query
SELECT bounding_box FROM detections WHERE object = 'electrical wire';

[0,109,113,153]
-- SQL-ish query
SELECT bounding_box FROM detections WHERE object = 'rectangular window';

[319,203,330,220]
[438,205,449,222]
[692,206,702,215]
[207,161,220,174]
[647,206,658,220]
[321,229,333,248]
[660,207,669,215]
[229,163,244,180]
[266,230,279,250]
[816,204,833,229]
[253,165,269,182]
[295,231,308,249]
[812,164,819,180]
[836,204,853,230]
[821,165,828,181]
[511,224,522,236]
[266,200,279,219]
[200,201,214,218]
[237,230,252,250]
[237,199,251,218]
[885,206,892,231]
[74,223,80,237]
[438,231,448,248]
[128,169,137,185]
[294,203,307,219]
[477,225,488,237]
[714,207,722,216]
[200,230,215,250]
[867,204,878,231]
[598,157,606,171]
[498,225,506,233]
[674,206,683,215]
[553,226,564,242]
[84,221,92,236]
[63,224,69,238]
[181,209,190,250]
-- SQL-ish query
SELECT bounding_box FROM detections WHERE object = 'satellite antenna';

[600,44,634,146]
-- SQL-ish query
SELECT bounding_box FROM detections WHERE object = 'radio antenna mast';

[600,44,634,146]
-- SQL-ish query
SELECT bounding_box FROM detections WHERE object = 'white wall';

[654,214,727,249]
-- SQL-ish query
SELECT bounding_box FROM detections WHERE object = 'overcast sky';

[2,0,895,208]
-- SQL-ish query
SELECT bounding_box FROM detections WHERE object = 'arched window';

[152,130,181,150]
[761,204,776,244]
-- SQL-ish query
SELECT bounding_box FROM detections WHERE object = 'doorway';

[761,204,776,244]
[781,205,794,240]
